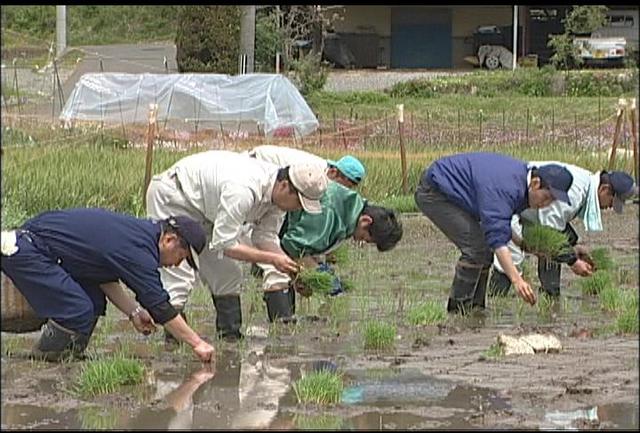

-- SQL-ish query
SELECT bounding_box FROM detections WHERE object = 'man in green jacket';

[263,181,403,323]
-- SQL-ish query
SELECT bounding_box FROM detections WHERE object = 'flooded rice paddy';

[2,208,638,429]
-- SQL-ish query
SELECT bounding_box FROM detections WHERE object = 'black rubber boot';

[31,319,90,362]
[472,266,490,309]
[164,310,187,345]
[487,266,513,297]
[538,258,562,297]
[447,261,485,315]
[212,294,243,341]
[263,289,296,324]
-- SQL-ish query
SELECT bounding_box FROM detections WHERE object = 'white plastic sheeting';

[59,73,319,137]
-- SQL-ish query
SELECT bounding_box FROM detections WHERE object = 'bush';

[288,52,328,96]
[175,5,240,74]
[255,9,281,72]
[387,67,637,98]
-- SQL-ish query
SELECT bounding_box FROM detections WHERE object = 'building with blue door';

[325,5,637,69]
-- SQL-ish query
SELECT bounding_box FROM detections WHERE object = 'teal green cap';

[327,155,366,184]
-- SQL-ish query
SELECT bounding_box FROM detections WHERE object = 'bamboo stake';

[142,104,158,208]
[628,99,638,183]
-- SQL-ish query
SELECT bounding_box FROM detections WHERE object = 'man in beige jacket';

[146,150,328,341]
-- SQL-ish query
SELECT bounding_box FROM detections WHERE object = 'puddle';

[542,402,639,430]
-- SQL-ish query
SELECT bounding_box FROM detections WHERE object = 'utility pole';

[239,5,256,73]
[56,6,67,59]
[512,5,518,70]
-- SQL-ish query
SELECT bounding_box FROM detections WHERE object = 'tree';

[175,5,240,74]
[548,5,609,70]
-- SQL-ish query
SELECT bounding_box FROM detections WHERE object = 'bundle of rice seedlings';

[326,244,349,266]
[294,266,335,296]
[521,223,571,259]
[588,247,614,271]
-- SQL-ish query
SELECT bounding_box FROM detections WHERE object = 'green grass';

[579,270,614,296]
[378,194,418,213]
[72,355,146,397]
[293,369,344,405]
[2,6,179,47]
[407,300,446,326]
[363,321,396,350]
[521,223,571,260]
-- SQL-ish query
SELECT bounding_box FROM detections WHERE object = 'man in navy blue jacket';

[1,208,215,362]
[414,152,573,313]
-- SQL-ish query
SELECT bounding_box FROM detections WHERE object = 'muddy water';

[2,348,638,430]
[2,208,638,429]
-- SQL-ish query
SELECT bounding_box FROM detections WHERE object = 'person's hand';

[193,340,215,363]
[271,254,299,275]
[292,278,313,298]
[571,258,594,277]
[191,365,216,383]
[130,307,157,335]
[512,276,536,305]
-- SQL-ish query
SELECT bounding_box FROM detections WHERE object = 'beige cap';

[289,163,328,214]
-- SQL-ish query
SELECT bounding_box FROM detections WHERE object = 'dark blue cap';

[166,216,207,270]
[608,171,638,214]
[536,164,573,205]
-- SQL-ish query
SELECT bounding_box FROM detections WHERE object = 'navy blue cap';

[608,171,638,214]
[166,216,207,270]
[536,164,573,205]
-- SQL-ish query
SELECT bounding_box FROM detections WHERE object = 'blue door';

[391,7,452,69]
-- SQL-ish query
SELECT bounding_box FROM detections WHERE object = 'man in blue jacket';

[414,152,574,313]
[1,208,215,362]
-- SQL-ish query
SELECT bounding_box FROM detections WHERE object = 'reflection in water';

[543,403,640,430]
[2,353,638,430]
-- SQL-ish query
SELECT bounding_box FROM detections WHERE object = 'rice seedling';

[340,277,355,293]
[599,286,626,312]
[294,413,344,430]
[482,342,505,359]
[72,355,146,397]
[406,300,446,326]
[579,270,614,296]
[615,294,639,335]
[589,247,614,272]
[536,291,558,316]
[363,321,396,350]
[293,369,344,405]
[521,223,571,259]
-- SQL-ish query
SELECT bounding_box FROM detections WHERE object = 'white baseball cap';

[288,163,328,214]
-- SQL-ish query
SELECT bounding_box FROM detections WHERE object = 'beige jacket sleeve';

[209,184,256,254]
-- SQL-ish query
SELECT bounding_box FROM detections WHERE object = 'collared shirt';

[525,161,601,231]
[21,208,172,319]
[422,152,530,250]
[247,145,328,170]
[168,150,284,253]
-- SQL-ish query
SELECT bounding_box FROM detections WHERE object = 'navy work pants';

[1,231,106,336]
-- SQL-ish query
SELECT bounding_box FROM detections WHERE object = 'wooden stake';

[143,104,158,208]
[397,104,408,194]
[628,99,638,183]
[608,99,627,171]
